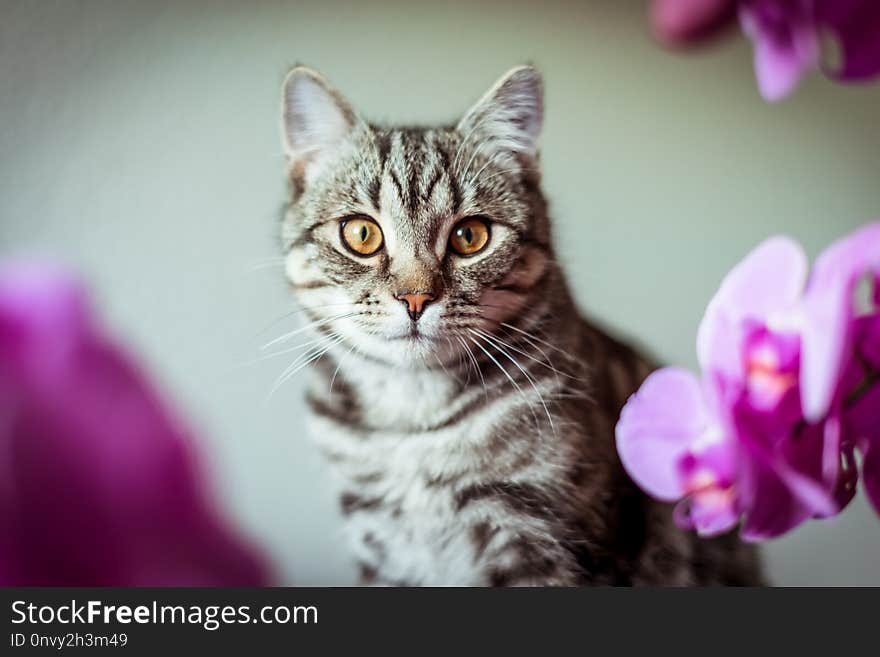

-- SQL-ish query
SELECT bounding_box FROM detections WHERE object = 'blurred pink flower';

[616,367,743,536]
[801,222,880,420]
[616,223,880,540]
[739,1,820,101]
[806,223,880,517]
[650,0,880,100]
[650,0,739,45]
[0,262,271,585]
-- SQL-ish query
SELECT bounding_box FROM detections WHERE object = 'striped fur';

[277,66,762,586]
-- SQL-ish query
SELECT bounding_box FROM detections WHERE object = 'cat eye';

[449,217,491,257]
[340,216,384,256]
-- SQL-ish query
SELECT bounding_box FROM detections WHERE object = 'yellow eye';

[340,216,384,256]
[449,217,490,256]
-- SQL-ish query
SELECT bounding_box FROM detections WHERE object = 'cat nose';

[395,291,435,321]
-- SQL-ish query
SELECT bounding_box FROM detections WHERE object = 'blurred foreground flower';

[616,223,880,540]
[0,262,271,585]
[650,0,880,100]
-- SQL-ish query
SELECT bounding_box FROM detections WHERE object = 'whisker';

[470,330,555,435]
[329,341,359,394]
[448,335,470,386]
[267,332,346,401]
[240,335,327,367]
[260,311,357,351]
[500,321,578,361]
[246,261,287,272]
[457,335,488,401]
[472,327,577,382]
[467,334,541,432]
[329,326,375,393]
[244,256,287,271]
[432,337,463,385]
[254,302,358,339]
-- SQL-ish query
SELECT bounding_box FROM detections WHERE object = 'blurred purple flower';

[616,367,742,536]
[801,222,880,420]
[0,261,271,585]
[650,0,739,45]
[650,0,880,100]
[616,222,880,540]
[847,374,880,515]
[739,1,820,101]
[806,223,880,517]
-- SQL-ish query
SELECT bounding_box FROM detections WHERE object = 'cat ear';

[456,65,544,163]
[281,66,361,185]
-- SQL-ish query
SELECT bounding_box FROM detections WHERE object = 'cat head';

[280,65,554,367]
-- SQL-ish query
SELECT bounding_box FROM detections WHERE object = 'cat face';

[280,66,552,366]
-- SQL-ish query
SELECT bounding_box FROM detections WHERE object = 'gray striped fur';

[277,65,762,586]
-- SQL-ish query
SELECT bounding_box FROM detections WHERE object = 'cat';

[277,64,762,586]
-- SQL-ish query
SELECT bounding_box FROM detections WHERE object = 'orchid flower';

[803,223,880,515]
[616,367,743,536]
[650,0,880,101]
[739,1,820,101]
[0,261,271,585]
[616,222,880,540]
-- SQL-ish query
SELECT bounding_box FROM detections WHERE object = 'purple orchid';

[0,261,271,585]
[616,222,880,540]
[616,367,742,536]
[739,1,820,101]
[650,0,740,45]
[804,223,880,516]
[649,0,880,101]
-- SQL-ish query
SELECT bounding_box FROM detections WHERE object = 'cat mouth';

[389,325,435,342]
[395,327,424,340]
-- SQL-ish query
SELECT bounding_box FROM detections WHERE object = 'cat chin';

[352,330,463,369]
[381,334,443,362]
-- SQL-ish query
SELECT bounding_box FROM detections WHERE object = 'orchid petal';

[846,379,880,443]
[809,222,880,292]
[847,381,880,517]
[802,222,880,421]
[672,494,740,537]
[816,0,880,81]
[690,495,740,537]
[801,285,850,422]
[697,236,808,379]
[855,314,880,370]
[0,260,89,392]
[650,0,738,46]
[0,262,272,586]
[847,326,880,516]
[739,459,812,541]
[737,416,840,520]
[676,442,740,536]
[739,1,819,102]
[616,367,715,501]
[737,432,819,541]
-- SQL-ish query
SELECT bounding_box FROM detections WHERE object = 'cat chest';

[307,415,499,585]
[340,472,486,585]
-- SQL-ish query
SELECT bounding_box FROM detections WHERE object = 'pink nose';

[395,292,435,320]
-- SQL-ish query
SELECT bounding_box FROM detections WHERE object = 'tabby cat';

[278,65,762,586]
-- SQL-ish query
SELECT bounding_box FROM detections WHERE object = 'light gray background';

[2,0,878,585]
